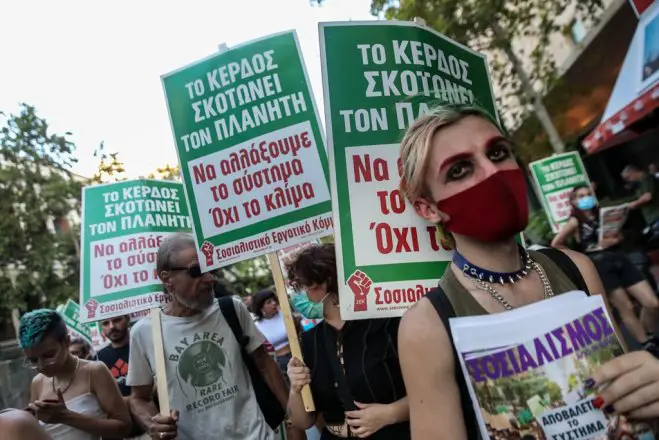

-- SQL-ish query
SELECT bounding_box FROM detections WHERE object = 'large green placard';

[320,21,497,319]
[162,31,333,271]
[529,152,592,233]
[79,179,191,322]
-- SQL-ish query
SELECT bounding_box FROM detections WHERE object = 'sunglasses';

[169,265,203,278]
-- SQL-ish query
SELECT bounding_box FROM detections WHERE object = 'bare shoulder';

[87,359,111,375]
[554,248,604,295]
[400,296,448,345]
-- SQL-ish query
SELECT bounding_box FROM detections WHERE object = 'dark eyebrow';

[439,152,473,172]
[438,136,510,172]
[484,136,509,150]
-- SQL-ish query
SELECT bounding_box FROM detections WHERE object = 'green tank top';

[438,250,579,317]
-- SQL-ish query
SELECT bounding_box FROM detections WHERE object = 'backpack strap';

[426,287,479,440]
[218,296,250,348]
[535,248,590,295]
[217,297,285,429]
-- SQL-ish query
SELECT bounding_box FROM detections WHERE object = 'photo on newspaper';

[599,204,630,243]
[450,292,657,440]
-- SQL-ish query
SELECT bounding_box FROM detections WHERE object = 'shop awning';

[582,1,659,153]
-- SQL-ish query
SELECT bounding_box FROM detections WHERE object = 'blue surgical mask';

[636,432,655,440]
[576,195,597,211]
[291,292,325,319]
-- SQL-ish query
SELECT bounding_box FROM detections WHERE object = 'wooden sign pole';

[151,307,171,415]
[267,252,316,412]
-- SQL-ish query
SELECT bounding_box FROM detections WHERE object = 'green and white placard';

[162,30,333,271]
[529,152,593,233]
[60,299,92,344]
[320,21,497,319]
[79,179,192,322]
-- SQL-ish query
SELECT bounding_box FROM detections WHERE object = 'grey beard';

[176,293,213,312]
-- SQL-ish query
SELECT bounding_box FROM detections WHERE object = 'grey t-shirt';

[126,298,276,440]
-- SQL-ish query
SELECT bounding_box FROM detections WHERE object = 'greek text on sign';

[163,30,333,270]
[80,180,190,322]
[320,21,498,319]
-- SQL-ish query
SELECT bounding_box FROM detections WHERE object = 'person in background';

[69,335,93,361]
[623,165,659,228]
[127,233,288,440]
[0,408,52,440]
[649,163,659,180]
[552,184,659,349]
[19,309,131,440]
[252,289,310,440]
[96,314,148,439]
[286,243,410,439]
[252,289,295,378]
[242,294,254,312]
[396,103,659,438]
[97,316,132,398]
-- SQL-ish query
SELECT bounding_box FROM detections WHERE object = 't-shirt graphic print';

[173,331,238,411]
[126,298,276,440]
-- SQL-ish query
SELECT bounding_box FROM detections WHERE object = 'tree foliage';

[0,104,83,327]
[369,0,603,126]
[147,164,181,182]
[220,257,274,297]
[90,141,127,184]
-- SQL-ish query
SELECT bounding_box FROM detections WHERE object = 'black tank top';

[575,215,599,253]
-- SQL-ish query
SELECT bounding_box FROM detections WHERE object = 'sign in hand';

[29,389,69,424]
[347,270,371,312]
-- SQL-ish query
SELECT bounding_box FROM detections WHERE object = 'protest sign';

[599,204,630,243]
[319,21,497,319]
[60,299,92,344]
[79,179,192,322]
[529,152,592,233]
[89,322,110,352]
[162,30,333,271]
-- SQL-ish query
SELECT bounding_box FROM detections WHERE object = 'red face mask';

[436,168,529,242]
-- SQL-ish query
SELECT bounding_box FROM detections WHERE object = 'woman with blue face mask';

[285,243,410,440]
[552,185,659,350]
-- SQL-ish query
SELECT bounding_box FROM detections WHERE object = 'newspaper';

[450,292,656,439]
[598,204,629,244]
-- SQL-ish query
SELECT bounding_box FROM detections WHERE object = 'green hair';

[18,309,67,349]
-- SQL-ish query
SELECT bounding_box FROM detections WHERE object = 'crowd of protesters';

[4,103,659,440]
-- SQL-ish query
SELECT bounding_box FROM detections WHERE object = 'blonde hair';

[399,103,501,202]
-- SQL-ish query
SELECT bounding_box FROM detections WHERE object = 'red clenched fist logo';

[85,299,99,319]
[348,270,371,312]
[200,241,214,266]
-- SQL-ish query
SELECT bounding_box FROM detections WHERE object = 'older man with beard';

[127,233,287,440]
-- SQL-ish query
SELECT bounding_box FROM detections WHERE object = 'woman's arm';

[30,375,41,402]
[551,217,578,249]
[561,249,627,351]
[288,387,316,430]
[60,362,131,438]
[385,396,408,423]
[399,299,468,440]
[286,355,316,430]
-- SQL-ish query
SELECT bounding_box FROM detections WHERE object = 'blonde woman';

[396,104,659,439]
